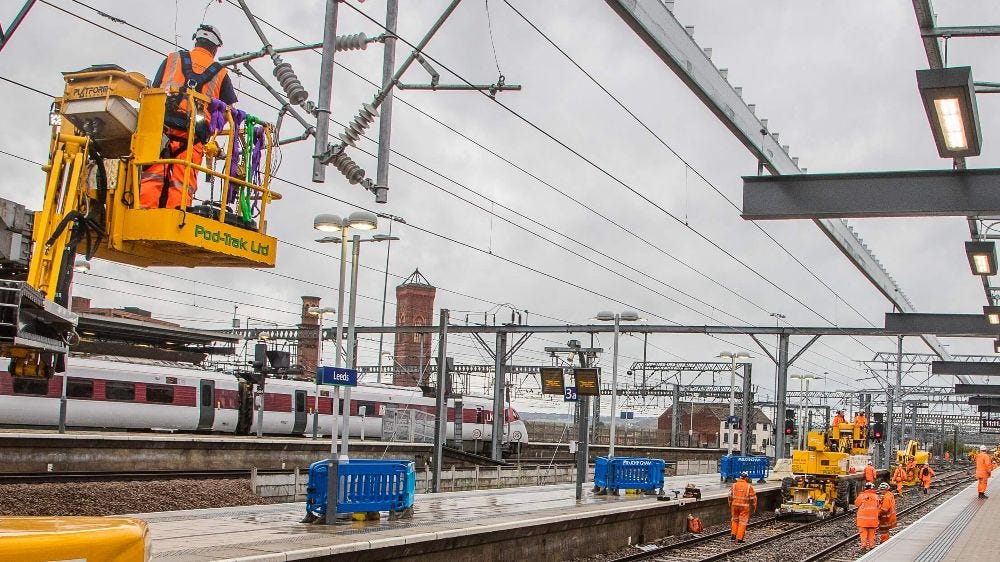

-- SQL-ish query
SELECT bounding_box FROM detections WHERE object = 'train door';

[292,389,307,434]
[235,381,253,435]
[197,379,215,431]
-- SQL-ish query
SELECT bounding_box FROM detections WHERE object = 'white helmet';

[193,24,223,48]
[981,445,989,451]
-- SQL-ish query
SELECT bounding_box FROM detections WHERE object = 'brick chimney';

[71,296,91,313]
[298,296,321,375]
[393,270,436,387]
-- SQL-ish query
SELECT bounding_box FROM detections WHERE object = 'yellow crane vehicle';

[3,65,278,378]
[776,421,871,518]
[894,440,931,487]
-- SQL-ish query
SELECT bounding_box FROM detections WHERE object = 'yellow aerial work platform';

[0,517,149,561]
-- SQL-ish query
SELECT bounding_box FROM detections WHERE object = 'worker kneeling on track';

[728,472,757,543]
[687,514,703,534]
[892,463,907,496]
[855,481,880,552]
[877,482,897,545]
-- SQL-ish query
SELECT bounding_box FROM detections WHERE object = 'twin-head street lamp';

[307,306,336,440]
[718,351,750,456]
[595,310,641,459]
[917,66,981,159]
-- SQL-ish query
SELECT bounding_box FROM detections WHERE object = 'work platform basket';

[304,458,416,522]
[594,456,665,495]
[720,455,770,483]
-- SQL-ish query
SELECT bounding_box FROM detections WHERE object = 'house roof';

[658,402,772,425]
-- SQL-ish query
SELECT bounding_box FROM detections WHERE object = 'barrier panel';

[594,456,665,494]
[720,455,770,483]
[305,458,416,521]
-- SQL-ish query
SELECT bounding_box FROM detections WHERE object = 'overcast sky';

[1,0,997,414]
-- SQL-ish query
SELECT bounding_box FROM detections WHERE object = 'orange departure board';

[573,368,600,396]
[540,367,565,395]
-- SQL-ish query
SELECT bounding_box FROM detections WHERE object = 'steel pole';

[376,220,393,382]
[312,313,323,439]
[312,0,340,182]
[575,349,590,501]
[727,357,735,456]
[740,364,752,455]
[342,235,361,460]
[325,224,349,524]
[373,0,398,203]
[58,371,67,433]
[609,314,620,458]
[491,331,507,461]
[774,334,790,460]
[432,309,449,492]
[671,384,680,447]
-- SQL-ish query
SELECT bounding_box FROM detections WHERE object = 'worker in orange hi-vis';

[728,472,757,544]
[832,410,846,427]
[976,445,996,499]
[864,460,877,484]
[876,482,897,545]
[687,514,703,534]
[853,411,868,428]
[892,464,908,496]
[944,451,951,463]
[920,464,935,495]
[855,482,880,552]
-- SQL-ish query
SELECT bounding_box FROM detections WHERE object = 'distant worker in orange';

[920,464,935,495]
[687,514,703,534]
[855,481,880,552]
[892,464,908,496]
[944,451,951,463]
[853,411,868,428]
[976,445,996,499]
[832,410,846,427]
[728,472,757,543]
[876,482,897,545]
[140,24,237,210]
[864,460,877,484]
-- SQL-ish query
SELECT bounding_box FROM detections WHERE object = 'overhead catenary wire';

[8,2,870,382]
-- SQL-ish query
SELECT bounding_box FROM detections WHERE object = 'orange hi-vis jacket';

[855,489,880,528]
[832,414,846,426]
[892,467,907,483]
[976,452,996,479]
[853,414,868,427]
[864,465,876,482]
[158,47,227,104]
[729,480,757,508]
[920,465,934,484]
[878,491,897,529]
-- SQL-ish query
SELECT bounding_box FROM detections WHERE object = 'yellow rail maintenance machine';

[2,64,278,378]
[776,420,871,518]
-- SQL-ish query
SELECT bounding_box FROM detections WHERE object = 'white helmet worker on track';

[193,24,223,48]
[982,445,989,451]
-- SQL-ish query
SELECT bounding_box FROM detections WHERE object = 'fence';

[381,406,435,443]
[252,458,720,500]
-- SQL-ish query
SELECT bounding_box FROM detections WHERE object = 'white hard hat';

[981,445,989,451]
[193,24,223,48]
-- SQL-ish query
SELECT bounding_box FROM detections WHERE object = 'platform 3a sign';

[317,366,358,387]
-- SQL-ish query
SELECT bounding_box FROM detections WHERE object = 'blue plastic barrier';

[594,456,665,494]
[305,458,416,521]
[720,455,770,483]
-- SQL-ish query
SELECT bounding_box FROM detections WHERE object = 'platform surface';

[132,471,769,561]
[856,480,1000,562]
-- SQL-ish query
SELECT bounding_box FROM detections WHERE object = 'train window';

[12,377,48,396]
[295,392,305,413]
[66,378,93,399]
[146,385,174,404]
[201,384,212,407]
[106,381,136,401]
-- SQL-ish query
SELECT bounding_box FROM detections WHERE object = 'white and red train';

[0,356,528,451]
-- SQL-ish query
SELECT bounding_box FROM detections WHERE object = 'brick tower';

[393,270,436,387]
[297,296,321,375]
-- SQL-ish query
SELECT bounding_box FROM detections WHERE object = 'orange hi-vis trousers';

[979,478,989,494]
[730,506,750,540]
[859,527,876,549]
[139,136,203,210]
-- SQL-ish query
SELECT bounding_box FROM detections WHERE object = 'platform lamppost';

[308,306,335,440]
[718,351,751,456]
[595,310,641,459]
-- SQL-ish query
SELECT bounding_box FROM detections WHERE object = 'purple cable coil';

[228,108,247,205]
[208,98,228,135]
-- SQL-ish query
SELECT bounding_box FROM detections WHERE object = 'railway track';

[609,469,973,562]
[0,469,292,484]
